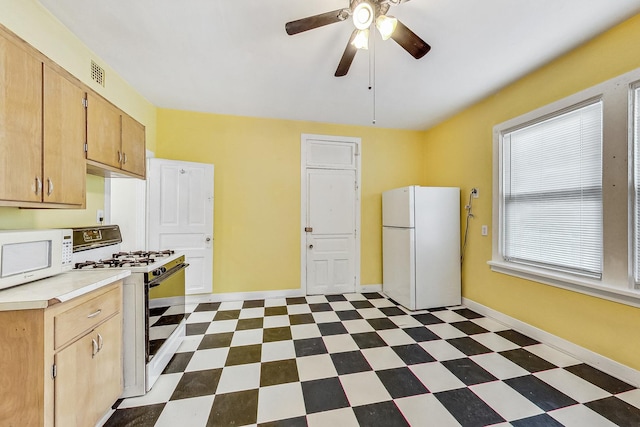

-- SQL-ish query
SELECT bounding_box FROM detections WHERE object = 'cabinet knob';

[117,151,122,163]
[47,178,54,196]
[309,244,314,249]
[123,152,127,164]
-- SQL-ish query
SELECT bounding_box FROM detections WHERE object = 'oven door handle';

[148,262,189,288]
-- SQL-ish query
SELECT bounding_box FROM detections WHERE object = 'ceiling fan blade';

[390,20,431,59]
[285,9,347,35]
[335,30,358,77]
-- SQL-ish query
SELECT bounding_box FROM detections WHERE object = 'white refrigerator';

[382,186,461,311]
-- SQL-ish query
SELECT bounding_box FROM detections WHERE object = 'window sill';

[488,260,640,308]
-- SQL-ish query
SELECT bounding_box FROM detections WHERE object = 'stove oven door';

[146,264,187,363]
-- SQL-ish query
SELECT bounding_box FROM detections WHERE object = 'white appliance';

[0,229,73,290]
[71,225,188,397]
[382,186,461,310]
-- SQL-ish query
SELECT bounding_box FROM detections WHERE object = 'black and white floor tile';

[105,293,640,427]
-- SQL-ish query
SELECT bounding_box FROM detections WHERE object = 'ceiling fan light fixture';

[352,29,370,50]
[353,2,374,30]
[376,15,398,40]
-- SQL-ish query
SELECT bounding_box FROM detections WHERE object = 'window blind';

[634,87,640,284]
[502,100,603,277]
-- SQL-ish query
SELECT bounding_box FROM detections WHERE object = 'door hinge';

[84,142,88,153]
[82,98,88,108]
[305,227,313,232]
[51,364,57,379]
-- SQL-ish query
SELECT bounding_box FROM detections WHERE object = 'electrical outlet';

[97,209,104,224]
[481,225,488,236]
[472,188,479,199]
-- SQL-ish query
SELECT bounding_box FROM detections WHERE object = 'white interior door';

[147,158,214,295]
[301,134,361,295]
[306,169,356,294]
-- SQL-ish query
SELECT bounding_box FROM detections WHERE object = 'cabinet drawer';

[54,286,121,350]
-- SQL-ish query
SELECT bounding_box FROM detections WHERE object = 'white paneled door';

[302,134,361,295]
[147,158,214,295]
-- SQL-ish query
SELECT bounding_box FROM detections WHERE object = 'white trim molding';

[300,133,362,296]
[359,284,382,293]
[463,297,640,388]
[489,260,640,308]
[187,289,306,305]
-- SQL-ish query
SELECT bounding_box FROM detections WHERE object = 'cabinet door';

[121,114,146,177]
[86,92,121,169]
[0,35,42,202]
[54,314,123,427]
[43,65,86,206]
[91,313,123,419]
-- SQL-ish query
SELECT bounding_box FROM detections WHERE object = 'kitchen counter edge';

[0,270,131,311]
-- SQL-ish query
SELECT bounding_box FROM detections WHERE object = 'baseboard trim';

[359,284,382,293]
[187,289,306,304]
[463,297,640,388]
[187,285,384,305]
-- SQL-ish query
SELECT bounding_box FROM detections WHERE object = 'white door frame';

[300,133,362,295]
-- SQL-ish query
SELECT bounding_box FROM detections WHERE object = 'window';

[502,100,603,278]
[491,67,640,306]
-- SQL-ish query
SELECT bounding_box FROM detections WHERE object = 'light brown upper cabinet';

[43,64,86,206]
[0,33,43,205]
[86,92,146,179]
[121,114,146,177]
[0,28,85,208]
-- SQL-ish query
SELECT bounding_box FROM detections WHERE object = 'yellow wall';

[156,109,425,293]
[0,0,156,229]
[423,14,640,370]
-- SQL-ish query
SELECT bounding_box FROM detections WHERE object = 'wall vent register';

[90,59,105,87]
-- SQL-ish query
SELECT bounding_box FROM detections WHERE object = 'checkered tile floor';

[104,293,640,427]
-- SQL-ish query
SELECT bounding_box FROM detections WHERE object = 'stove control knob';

[153,268,163,276]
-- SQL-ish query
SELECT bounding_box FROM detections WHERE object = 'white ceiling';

[38,0,640,130]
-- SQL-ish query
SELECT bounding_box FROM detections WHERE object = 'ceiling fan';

[285,0,431,77]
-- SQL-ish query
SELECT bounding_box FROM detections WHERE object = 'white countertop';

[0,270,131,311]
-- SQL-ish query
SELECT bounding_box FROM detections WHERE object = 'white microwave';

[0,229,73,290]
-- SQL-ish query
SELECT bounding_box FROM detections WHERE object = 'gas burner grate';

[112,250,175,260]
[74,261,97,269]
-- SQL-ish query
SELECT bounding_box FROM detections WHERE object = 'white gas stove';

[71,225,188,397]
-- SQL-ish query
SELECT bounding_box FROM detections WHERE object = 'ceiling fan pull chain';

[370,27,376,125]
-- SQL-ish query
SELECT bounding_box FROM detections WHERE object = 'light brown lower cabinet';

[0,281,123,427]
